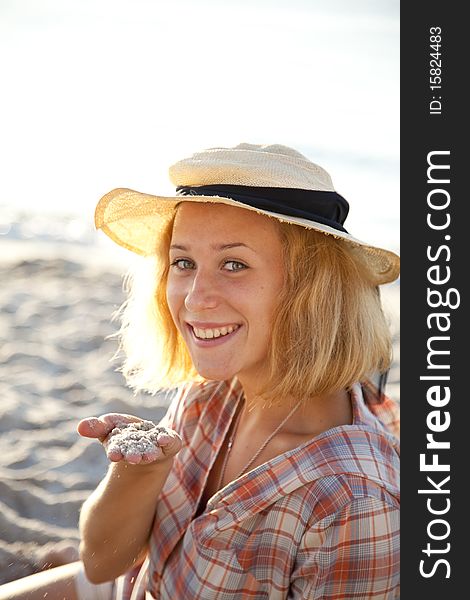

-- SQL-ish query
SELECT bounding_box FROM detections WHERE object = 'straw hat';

[95,143,400,285]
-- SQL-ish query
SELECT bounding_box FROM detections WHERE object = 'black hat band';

[176,184,350,233]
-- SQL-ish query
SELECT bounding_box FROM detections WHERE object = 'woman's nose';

[184,270,219,312]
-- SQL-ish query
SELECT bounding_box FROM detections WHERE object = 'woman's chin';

[192,363,237,382]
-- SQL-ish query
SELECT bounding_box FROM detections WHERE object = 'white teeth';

[192,325,238,340]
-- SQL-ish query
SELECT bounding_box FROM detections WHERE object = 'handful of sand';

[106,420,166,459]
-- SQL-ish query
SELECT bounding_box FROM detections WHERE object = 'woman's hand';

[77,413,182,465]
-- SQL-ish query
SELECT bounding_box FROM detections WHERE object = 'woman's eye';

[224,261,247,272]
[170,259,194,270]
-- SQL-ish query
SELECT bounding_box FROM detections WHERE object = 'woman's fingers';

[157,429,182,457]
[77,417,110,440]
[77,414,141,442]
[107,445,164,464]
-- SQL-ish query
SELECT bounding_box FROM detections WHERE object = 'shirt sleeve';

[156,384,188,430]
[156,380,203,431]
[158,379,222,431]
[289,496,400,599]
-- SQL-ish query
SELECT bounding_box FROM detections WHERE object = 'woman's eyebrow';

[214,242,255,251]
[169,242,255,252]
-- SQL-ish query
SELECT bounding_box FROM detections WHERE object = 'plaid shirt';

[116,378,400,600]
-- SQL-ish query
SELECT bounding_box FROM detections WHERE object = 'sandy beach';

[0,237,399,584]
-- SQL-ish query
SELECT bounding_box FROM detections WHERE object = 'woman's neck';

[236,381,353,437]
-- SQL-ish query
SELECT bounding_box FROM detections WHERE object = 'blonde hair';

[116,213,392,405]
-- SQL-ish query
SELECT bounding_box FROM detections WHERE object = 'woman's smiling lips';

[185,322,242,346]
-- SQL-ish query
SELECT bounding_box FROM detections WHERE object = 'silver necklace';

[216,394,302,491]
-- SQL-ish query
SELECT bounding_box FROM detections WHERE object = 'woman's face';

[166,202,285,390]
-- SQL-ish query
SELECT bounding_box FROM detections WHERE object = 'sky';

[0,0,399,251]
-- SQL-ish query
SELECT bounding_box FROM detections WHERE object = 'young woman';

[1,143,400,599]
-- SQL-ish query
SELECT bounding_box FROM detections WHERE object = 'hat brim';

[95,187,400,285]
